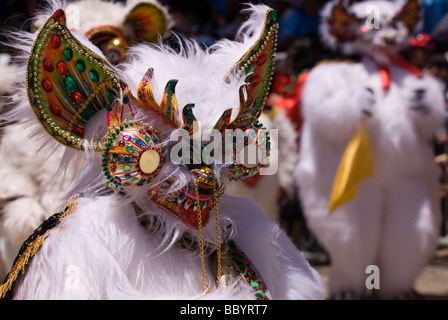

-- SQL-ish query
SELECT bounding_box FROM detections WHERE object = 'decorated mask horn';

[27,9,123,152]
[213,8,278,181]
[326,0,360,44]
[215,8,278,131]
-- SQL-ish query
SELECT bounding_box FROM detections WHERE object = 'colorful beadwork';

[102,120,164,186]
[225,123,270,181]
[27,9,121,152]
[227,239,269,300]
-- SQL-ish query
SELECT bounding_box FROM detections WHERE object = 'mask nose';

[190,166,215,181]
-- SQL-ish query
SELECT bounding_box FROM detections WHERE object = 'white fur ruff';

[13,194,324,299]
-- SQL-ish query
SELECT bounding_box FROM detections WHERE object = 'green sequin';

[75,59,86,73]
[107,89,116,102]
[89,70,99,83]
[245,63,253,74]
[126,146,135,153]
[270,9,277,22]
[64,76,76,91]
[84,107,95,119]
[62,48,73,61]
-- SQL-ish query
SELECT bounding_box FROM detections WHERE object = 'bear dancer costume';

[294,0,446,299]
[0,1,325,300]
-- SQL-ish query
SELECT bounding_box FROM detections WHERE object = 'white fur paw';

[409,88,431,115]
[358,87,376,118]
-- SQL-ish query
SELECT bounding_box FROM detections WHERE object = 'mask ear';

[84,26,128,65]
[214,7,279,131]
[393,0,420,32]
[327,0,359,43]
[27,9,123,152]
[123,2,169,44]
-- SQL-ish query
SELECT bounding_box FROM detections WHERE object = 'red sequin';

[255,53,267,66]
[71,92,84,105]
[72,127,85,137]
[57,61,68,75]
[50,34,61,49]
[49,104,61,117]
[250,75,261,86]
[53,9,65,24]
[187,210,197,226]
[42,80,53,92]
[43,58,54,72]
[118,141,125,147]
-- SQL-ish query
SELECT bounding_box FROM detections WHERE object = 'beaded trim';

[227,239,269,300]
[0,194,80,300]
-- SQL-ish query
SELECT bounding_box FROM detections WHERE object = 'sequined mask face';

[148,166,224,230]
[27,8,278,230]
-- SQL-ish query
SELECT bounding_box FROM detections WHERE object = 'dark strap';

[0,194,79,299]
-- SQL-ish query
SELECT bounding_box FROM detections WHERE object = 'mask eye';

[226,124,270,181]
[103,37,127,65]
[102,121,164,186]
[105,48,124,65]
[85,27,128,65]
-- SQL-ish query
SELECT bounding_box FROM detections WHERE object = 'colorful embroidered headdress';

[27,5,277,222]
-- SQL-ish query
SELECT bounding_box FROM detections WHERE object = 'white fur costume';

[0,0,171,282]
[295,0,445,299]
[0,2,325,300]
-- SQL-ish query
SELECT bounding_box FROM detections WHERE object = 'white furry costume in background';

[0,0,170,282]
[295,0,445,299]
[0,2,325,300]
